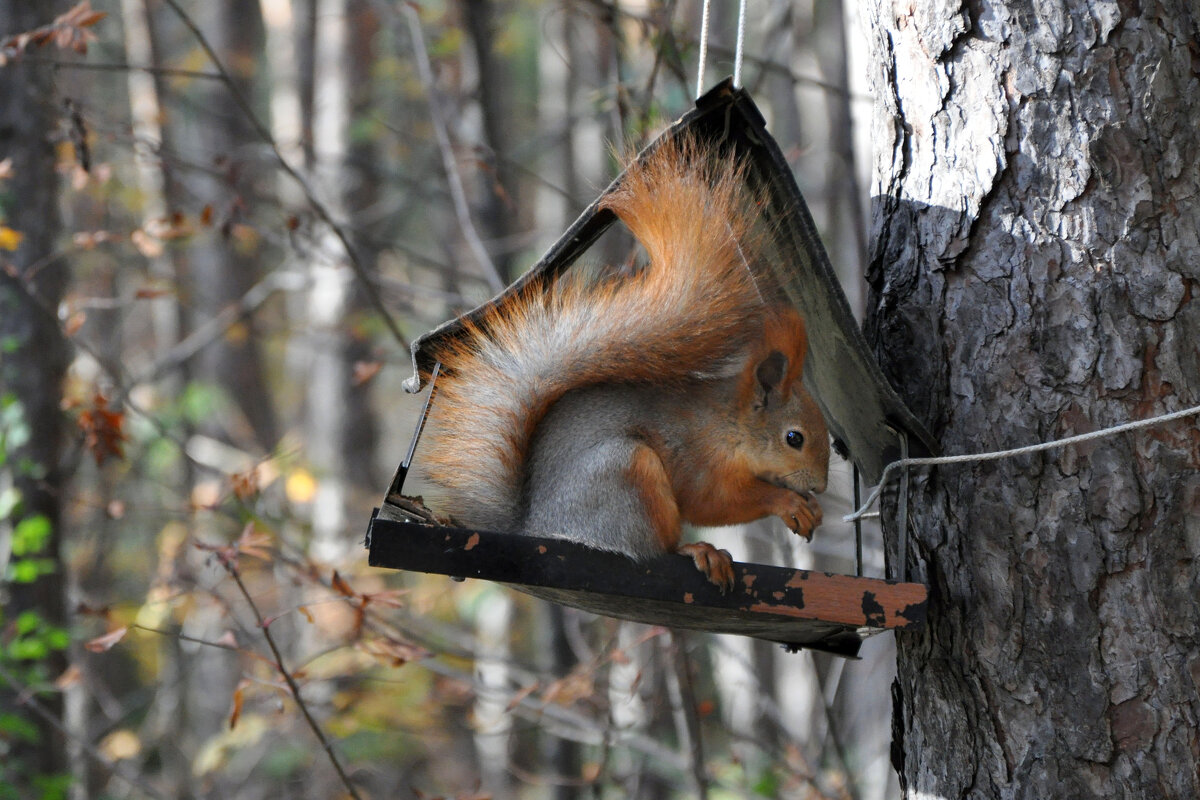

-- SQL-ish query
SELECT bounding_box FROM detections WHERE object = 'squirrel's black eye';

[786,430,804,449]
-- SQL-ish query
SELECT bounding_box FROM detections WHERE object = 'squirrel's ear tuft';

[754,350,788,407]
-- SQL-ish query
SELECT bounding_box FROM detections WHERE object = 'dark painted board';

[366,509,927,658]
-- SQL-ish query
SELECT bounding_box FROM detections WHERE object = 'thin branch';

[131,270,305,387]
[391,2,506,293]
[25,56,223,80]
[637,0,683,136]
[218,558,364,800]
[158,0,410,349]
[578,0,872,102]
[0,663,170,800]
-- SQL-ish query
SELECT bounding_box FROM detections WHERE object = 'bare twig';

[158,0,409,349]
[391,2,506,293]
[0,663,170,800]
[216,557,364,800]
[131,270,305,387]
[578,0,872,102]
[24,56,222,80]
[637,0,683,136]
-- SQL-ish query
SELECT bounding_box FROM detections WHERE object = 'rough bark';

[0,1,69,786]
[865,1,1200,798]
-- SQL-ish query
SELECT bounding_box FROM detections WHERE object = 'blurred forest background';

[0,1,899,798]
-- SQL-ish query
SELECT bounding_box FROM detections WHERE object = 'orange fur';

[626,444,683,552]
[420,133,773,531]
[417,133,830,566]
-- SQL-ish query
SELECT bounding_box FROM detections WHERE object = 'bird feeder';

[365,79,936,658]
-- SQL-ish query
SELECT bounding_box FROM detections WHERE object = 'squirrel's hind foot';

[677,542,735,593]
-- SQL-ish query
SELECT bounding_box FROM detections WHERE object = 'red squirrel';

[418,134,830,590]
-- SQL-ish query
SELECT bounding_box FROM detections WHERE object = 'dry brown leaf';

[331,570,356,598]
[85,626,128,653]
[352,360,382,386]
[228,680,248,730]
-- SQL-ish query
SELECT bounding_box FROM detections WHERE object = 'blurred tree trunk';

[0,1,69,791]
[168,0,272,770]
[108,3,194,795]
[462,0,518,283]
[184,0,278,452]
[866,2,1200,797]
[305,0,381,562]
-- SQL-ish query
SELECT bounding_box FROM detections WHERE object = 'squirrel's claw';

[678,542,735,593]
[778,492,822,540]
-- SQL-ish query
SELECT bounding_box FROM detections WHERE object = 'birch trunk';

[865,2,1200,797]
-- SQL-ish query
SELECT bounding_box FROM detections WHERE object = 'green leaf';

[15,610,42,636]
[0,712,41,743]
[9,559,41,583]
[12,515,52,556]
[7,637,49,661]
[43,627,70,651]
[32,772,73,800]
[179,382,225,426]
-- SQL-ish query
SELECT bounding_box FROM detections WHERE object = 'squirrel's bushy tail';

[420,134,768,531]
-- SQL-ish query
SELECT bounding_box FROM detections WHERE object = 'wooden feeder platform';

[366,506,927,658]
[368,80,935,659]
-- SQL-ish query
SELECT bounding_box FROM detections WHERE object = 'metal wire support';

[897,431,911,584]
[696,0,750,96]
[695,0,712,98]
[852,462,863,577]
[733,0,748,88]
[387,361,442,498]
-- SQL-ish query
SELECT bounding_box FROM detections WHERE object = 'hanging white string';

[733,0,748,88]
[695,0,712,99]
[843,402,1200,523]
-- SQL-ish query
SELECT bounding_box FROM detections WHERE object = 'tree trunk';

[183,0,278,452]
[865,2,1200,797]
[0,1,69,790]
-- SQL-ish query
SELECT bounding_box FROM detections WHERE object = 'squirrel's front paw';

[776,492,822,540]
[677,542,735,593]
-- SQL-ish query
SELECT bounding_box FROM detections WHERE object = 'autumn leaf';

[0,226,23,251]
[230,468,260,502]
[361,588,408,609]
[506,681,540,712]
[73,230,116,249]
[54,664,83,690]
[331,570,356,598]
[2,2,106,57]
[235,522,273,561]
[77,392,127,465]
[64,310,86,337]
[85,626,128,653]
[228,680,248,730]
[352,360,382,386]
[130,229,164,258]
[356,636,427,667]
